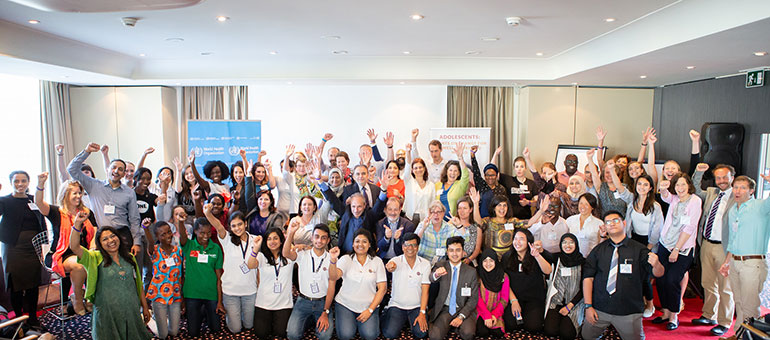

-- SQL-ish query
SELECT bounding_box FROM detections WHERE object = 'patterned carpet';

[40,309,621,340]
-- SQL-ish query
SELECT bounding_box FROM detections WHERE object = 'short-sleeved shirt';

[583,237,653,315]
[335,255,387,313]
[146,244,183,304]
[505,252,546,303]
[181,238,223,301]
[726,197,770,256]
[135,190,158,223]
[529,217,569,253]
[219,234,257,296]
[386,255,431,310]
[416,221,453,264]
[566,214,604,257]
[296,249,331,299]
[255,252,295,310]
[483,217,526,259]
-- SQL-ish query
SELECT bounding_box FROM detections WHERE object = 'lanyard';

[312,254,326,273]
[274,263,281,280]
[239,240,248,259]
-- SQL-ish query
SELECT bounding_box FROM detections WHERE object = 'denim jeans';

[335,302,380,340]
[222,293,256,333]
[286,296,333,340]
[381,306,427,339]
[185,298,220,337]
[151,300,181,339]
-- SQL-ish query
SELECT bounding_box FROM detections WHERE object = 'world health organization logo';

[193,147,203,157]
[229,146,240,156]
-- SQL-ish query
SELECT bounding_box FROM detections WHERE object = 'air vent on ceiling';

[8,0,204,12]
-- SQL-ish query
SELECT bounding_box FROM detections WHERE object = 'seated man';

[318,179,387,255]
[381,233,431,339]
[376,197,416,262]
[428,236,478,340]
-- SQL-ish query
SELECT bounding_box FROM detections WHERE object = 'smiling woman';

[0,74,41,196]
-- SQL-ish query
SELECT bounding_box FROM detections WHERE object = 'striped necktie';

[607,244,619,295]
[704,192,725,240]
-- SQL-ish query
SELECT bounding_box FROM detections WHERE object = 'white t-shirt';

[335,255,387,313]
[402,165,436,220]
[530,217,569,253]
[566,214,604,257]
[296,249,330,299]
[386,255,431,310]
[219,233,258,296]
[209,181,230,196]
[255,252,295,310]
[630,209,652,237]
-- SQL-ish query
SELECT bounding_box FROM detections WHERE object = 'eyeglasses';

[430,210,444,215]
[403,243,418,248]
[604,218,623,225]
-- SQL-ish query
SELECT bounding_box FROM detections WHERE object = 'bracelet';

[330,260,337,265]
[641,143,648,146]
[511,298,518,302]
[250,251,258,258]
[585,304,593,309]
[72,226,82,233]
[322,138,327,142]
[566,306,571,312]
[36,187,44,191]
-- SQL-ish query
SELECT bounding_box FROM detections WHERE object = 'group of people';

[1,126,769,340]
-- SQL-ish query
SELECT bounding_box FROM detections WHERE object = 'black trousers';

[656,245,694,312]
[502,299,544,333]
[544,307,577,339]
[253,307,292,340]
[632,233,654,301]
[8,280,38,324]
[475,317,505,338]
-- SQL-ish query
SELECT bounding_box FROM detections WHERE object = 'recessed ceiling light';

[686,66,696,69]
[139,53,146,57]
[535,52,544,56]
[269,51,278,55]
[332,50,348,55]
[165,38,184,43]
[754,51,768,56]
[216,16,229,22]
[605,18,616,22]
[174,82,181,85]
[28,19,39,24]
[286,81,293,85]
[411,14,424,20]
[465,51,481,55]
[402,51,411,55]
[481,37,499,42]
[640,75,647,79]
[399,81,406,85]
[201,52,213,56]
[321,35,341,40]
[571,82,578,85]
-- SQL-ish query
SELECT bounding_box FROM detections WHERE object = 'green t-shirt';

[182,238,223,300]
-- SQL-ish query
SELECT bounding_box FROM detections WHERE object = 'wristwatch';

[420,309,426,314]
[368,308,374,314]
[324,309,330,314]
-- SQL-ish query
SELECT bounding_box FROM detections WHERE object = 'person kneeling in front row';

[428,236,478,340]
[381,233,431,339]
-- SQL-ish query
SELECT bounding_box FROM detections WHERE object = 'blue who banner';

[187,120,262,175]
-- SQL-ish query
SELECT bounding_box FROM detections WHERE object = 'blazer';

[429,260,478,322]
[693,170,734,253]
[0,194,45,246]
[341,182,382,207]
[375,216,416,259]
[322,186,386,255]
[243,176,288,234]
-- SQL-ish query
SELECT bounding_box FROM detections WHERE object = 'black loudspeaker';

[700,122,744,175]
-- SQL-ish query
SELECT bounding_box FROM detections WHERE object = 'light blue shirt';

[68,150,142,245]
[726,197,770,256]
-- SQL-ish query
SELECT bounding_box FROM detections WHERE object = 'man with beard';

[558,154,584,186]
[527,196,569,253]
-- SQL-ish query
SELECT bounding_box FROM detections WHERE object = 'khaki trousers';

[728,257,767,323]
[700,241,734,327]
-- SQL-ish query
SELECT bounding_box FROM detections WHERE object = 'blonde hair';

[428,200,446,214]
[57,180,89,216]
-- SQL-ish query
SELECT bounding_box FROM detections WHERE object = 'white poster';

[429,127,492,166]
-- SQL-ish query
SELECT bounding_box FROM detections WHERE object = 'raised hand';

[55,144,64,155]
[384,225,393,239]
[323,133,334,141]
[239,149,247,158]
[658,179,671,192]
[642,127,652,143]
[453,142,465,157]
[100,144,109,154]
[141,217,152,228]
[689,129,700,141]
[494,145,503,155]
[433,267,448,278]
[143,147,155,155]
[470,145,479,154]
[305,143,315,159]
[538,196,550,212]
[85,142,101,153]
[329,246,340,261]
[383,131,395,148]
[203,203,213,215]
[245,159,254,175]
[385,260,397,272]
[469,187,480,204]
[411,128,419,141]
[695,163,709,173]
[648,129,658,144]
[258,150,267,158]
[173,156,183,171]
[586,148,595,159]
[760,173,770,183]
[366,129,378,144]
[522,147,531,159]
[285,144,296,158]
[159,170,171,184]
[595,126,607,141]
[394,227,404,240]
[253,235,263,249]
[74,210,88,226]
[529,242,542,257]
[188,149,196,164]
[37,172,49,185]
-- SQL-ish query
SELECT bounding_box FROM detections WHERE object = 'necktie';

[361,185,370,207]
[449,266,458,315]
[607,245,619,295]
[704,192,725,240]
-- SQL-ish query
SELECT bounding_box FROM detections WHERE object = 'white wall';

[0,74,41,196]
[248,85,447,166]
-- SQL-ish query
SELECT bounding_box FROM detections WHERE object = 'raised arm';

[383,131,395,163]
[172,156,184,193]
[318,133,333,171]
[264,159,277,189]
[688,130,701,176]
[69,211,88,259]
[522,147,538,174]
[637,128,652,163]
[100,144,110,174]
[188,150,210,193]
[470,146,490,193]
[692,163,709,200]
[596,127,607,170]
[647,131,659,185]
[490,146,503,166]
[177,218,189,247]
[55,144,71,183]
[585,148,602,192]
[203,203,228,239]
[607,163,626,194]
[409,128,421,160]
[327,247,342,281]
[283,144,295,172]
[454,142,466,171]
[137,147,154,170]
[67,143,101,192]
[246,236,263,269]
[527,198,550,227]
[469,187,484,225]
[34,172,51,216]
[283,222,300,261]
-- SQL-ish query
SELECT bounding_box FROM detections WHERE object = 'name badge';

[461,287,471,297]
[164,257,176,267]
[613,191,622,199]
[560,267,571,277]
[239,262,250,274]
[197,253,209,263]
[548,233,558,240]
[104,205,116,215]
[511,187,519,194]
[504,223,514,230]
[436,248,447,256]
[259,185,270,191]
[519,185,528,192]
[274,281,282,293]
[680,216,691,225]
[310,281,320,294]
[437,189,444,196]
[518,263,523,272]
[27,203,39,211]
[620,263,632,274]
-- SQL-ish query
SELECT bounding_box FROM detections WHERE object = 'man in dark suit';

[319,178,387,255]
[376,197,416,261]
[341,164,381,208]
[428,236,478,340]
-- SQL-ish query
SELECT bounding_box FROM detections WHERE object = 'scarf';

[328,168,345,197]
[558,233,585,267]
[477,249,505,292]
[566,175,587,199]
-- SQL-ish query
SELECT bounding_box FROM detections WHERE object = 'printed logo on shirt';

[137,200,149,214]
[190,250,199,257]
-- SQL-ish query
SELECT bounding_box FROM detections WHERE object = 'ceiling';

[0,0,769,86]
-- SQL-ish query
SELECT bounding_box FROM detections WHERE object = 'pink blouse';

[476,274,510,330]
[660,193,702,251]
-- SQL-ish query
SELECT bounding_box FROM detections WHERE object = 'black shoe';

[692,315,718,326]
[652,316,669,324]
[711,325,729,336]
[666,321,679,330]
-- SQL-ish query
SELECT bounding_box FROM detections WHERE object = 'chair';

[31,232,75,332]
[0,314,39,340]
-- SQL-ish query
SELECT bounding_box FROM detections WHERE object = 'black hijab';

[558,233,585,267]
[478,249,505,292]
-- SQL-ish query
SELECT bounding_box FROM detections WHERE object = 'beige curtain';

[181,85,248,153]
[447,86,515,174]
[39,80,74,198]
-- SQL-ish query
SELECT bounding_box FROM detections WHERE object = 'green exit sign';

[746,69,765,88]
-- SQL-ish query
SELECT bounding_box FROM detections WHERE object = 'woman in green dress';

[69,212,152,340]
